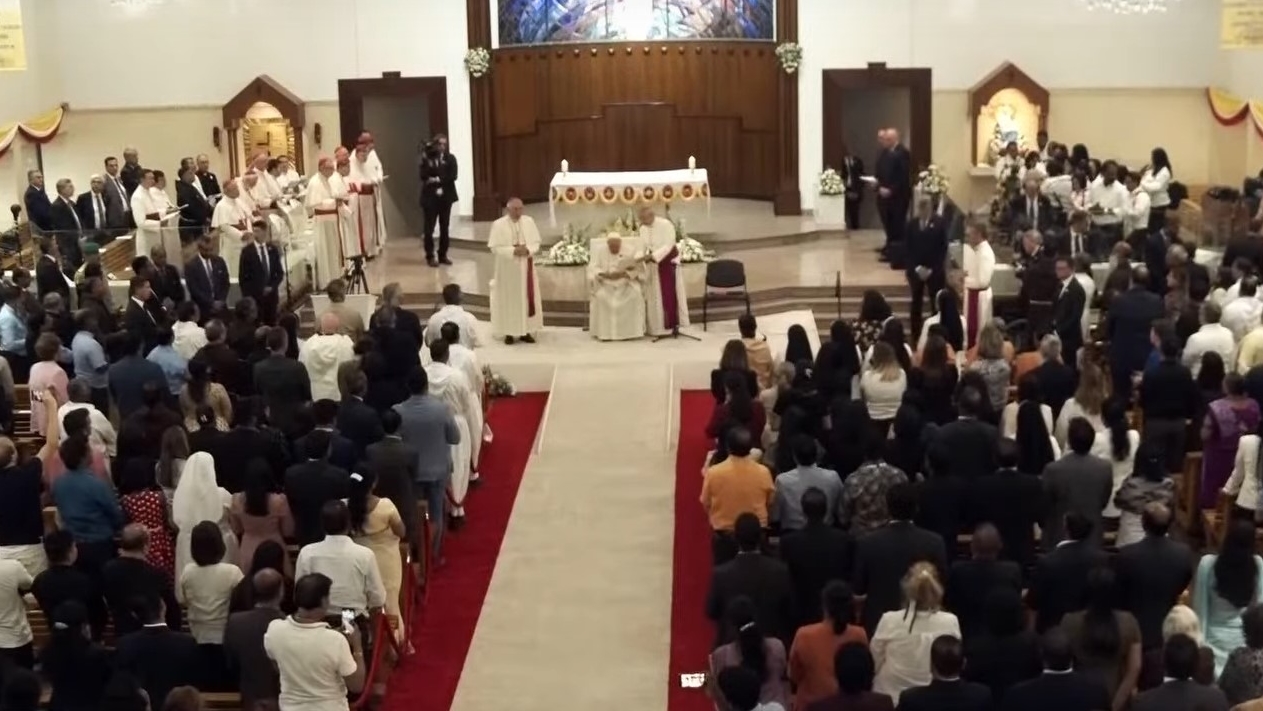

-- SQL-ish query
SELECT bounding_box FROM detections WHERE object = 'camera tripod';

[345,255,370,294]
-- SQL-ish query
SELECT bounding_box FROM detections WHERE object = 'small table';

[548,169,711,226]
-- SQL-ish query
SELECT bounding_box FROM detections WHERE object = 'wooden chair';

[1174,452,1203,538]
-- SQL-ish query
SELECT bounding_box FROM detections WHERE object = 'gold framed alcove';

[222,75,306,176]
[969,63,1048,167]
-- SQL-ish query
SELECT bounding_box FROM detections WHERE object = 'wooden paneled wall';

[489,41,780,204]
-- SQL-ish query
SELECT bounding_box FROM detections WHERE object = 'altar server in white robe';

[588,233,646,341]
[425,340,483,521]
[245,167,291,245]
[963,221,996,350]
[211,179,252,279]
[488,198,543,344]
[422,320,487,424]
[426,284,483,349]
[334,155,363,260]
[348,141,387,257]
[639,206,690,336]
[305,157,350,290]
[131,169,178,257]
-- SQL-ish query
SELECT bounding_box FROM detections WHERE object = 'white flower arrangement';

[775,42,802,74]
[818,168,844,196]
[915,165,950,195]
[542,210,714,266]
[481,365,515,398]
[464,47,491,78]
[541,222,591,266]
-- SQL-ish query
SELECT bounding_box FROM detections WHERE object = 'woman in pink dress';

[118,458,176,578]
[229,459,293,574]
[28,333,68,438]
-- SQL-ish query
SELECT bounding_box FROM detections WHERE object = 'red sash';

[357,184,376,196]
[966,288,983,349]
[525,257,537,317]
[657,246,680,330]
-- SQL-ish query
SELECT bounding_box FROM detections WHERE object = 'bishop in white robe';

[334,158,363,260]
[488,198,543,343]
[305,158,350,290]
[211,180,252,279]
[348,142,387,257]
[639,206,690,336]
[963,225,996,349]
[131,170,179,259]
[425,342,483,520]
[588,234,646,341]
[244,168,292,245]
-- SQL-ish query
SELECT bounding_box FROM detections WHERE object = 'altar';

[547,168,711,230]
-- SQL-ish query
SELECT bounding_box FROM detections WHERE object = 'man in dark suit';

[419,133,459,267]
[195,154,222,203]
[705,513,795,647]
[192,319,249,398]
[1009,177,1054,235]
[48,178,85,269]
[945,524,1022,640]
[223,570,285,711]
[284,430,352,545]
[1052,256,1086,369]
[31,530,106,640]
[898,636,992,711]
[186,234,230,320]
[1223,224,1263,278]
[102,524,182,635]
[1043,419,1113,546]
[23,169,52,233]
[238,221,284,326]
[365,410,419,542]
[1027,512,1109,632]
[107,332,169,420]
[968,441,1043,569]
[123,276,162,355]
[779,488,853,628]
[1001,629,1111,711]
[1133,635,1229,711]
[254,327,312,439]
[102,156,133,230]
[853,483,949,634]
[904,196,948,339]
[212,399,290,493]
[114,594,200,707]
[338,370,384,462]
[839,146,864,230]
[928,387,998,480]
[1054,209,1104,262]
[293,399,357,472]
[1115,502,1196,651]
[147,245,186,307]
[873,128,911,262]
[119,147,144,197]
[1144,211,1182,296]
[1028,334,1077,418]
[1105,265,1164,401]
[370,283,425,352]
[76,175,115,241]
[34,237,70,303]
[176,166,212,240]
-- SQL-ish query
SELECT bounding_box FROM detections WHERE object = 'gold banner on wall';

[0,0,24,71]
[1223,0,1263,49]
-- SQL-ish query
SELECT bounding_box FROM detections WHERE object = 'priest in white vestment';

[300,312,357,402]
[421,321,487,430]
[245,167,292,245]
[131,169,179,258]
[305,158,350,290]
[588,234,646,341]
[148,171,182,264]
[488,198,543,344]
[276,155,302,190]
[963,222,996,350]
[348,142,387,257]
[638,206,690,336]
[211,180,252,279]
[333,158,363,261]
[425,284,482,348]
[357,132,386,185]
[425,340,483,521]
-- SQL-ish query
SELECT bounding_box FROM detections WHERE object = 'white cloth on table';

[488,215,543,338]
[425,305,482,349]
[211,196,252,279]
[425,361,483,508]
[347,157,386,256]
[547,168,710,225]
[640,217,689,337]
[587,237,647,342]
[962,240,995,348]
[305,174,349,290]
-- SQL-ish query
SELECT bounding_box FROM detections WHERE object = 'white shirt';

[1140,166,1172,208]
[871,609,961,702]
[1125,189,1151,235]
[130,186,161,224]
[150,186,174,212]
[178,561,244,644]
[1088,180,1129,225]
[89,190,107,228]
[294,535,385,614]
[859,369,906,422]
[1041,175,1074,212]
[1227,435,1263,512]
[0,559,32,648]
[1223,297,1263,343]
[1091,429,1141,518]
[264,616,358,711]
[424,305,482,349]
[172,320,209,361]
[56,401,117,455]
[1183,323,1236,377]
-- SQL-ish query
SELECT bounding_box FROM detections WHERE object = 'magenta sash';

[658,246,680,330]
[525,257,537,317]
[966,288,982,349]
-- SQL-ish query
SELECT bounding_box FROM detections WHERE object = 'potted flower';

[775,42,802,75]
[815,167,846,228]
[915,165,950,216]
[465,47,491,78]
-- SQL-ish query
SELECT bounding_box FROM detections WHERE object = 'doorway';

[822,64,932,228]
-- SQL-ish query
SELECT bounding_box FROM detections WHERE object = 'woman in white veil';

[172,451,237,576]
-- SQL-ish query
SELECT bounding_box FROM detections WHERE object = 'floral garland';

[465,47,491,78]
[482,365,515,398]
[818,168,843,196]
[775,42,802,74]
[541,222,593,266]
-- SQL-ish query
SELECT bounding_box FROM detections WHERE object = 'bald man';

[874,127,912,262]
[224,568,285,709]
[195,153,222,203]
[305,156,351,290]
[299,312,356,401]
[102,523,181,634]
[487,198,542,344]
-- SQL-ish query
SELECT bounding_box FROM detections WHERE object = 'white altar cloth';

[548,169,711,226]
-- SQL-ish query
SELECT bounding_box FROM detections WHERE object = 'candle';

[688,156,696,172]
[561,159,569,175]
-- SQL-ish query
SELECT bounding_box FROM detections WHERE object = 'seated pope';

[588,233,646,342]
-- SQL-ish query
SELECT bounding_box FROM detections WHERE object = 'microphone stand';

[835,271,842,322]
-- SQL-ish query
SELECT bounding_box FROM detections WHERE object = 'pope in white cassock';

[963,222,996,349]
[425,341,483,523]
[588,233,646,341]
[347,138,387,258]
[488,198,543,344]
[211,180,253,279]
[638,206,689,336]
[305,158,350,290]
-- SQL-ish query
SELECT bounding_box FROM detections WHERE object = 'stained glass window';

[497,0,775,46]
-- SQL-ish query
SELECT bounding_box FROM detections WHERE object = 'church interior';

[6,0,1263,710]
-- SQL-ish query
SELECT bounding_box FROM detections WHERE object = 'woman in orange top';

[788,581,870,709]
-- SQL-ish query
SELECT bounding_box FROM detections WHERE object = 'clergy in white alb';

[638,206,690,336]
[963,222,996,350]
[588,234,646,341]
[131,169,178,258]
[245,166,292,245]
[356,132,386,185]
[425,284,483,349]
[276,155,302,190]
[347,142,387,257]
[211,180,252,279]
[487,198,543,343]
[334,158,363,260]
[425,340,483,521]
[305,158,350,290]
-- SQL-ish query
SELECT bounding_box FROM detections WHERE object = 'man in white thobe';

[639,206,689,336]
[488,198,543,344]
[588,233,646,341]
[348,142,386,257]
[305,158,349,290]
[425,340,483,522]
[211,179,252,279]
[963,222,996,349]
[130,169,179,258]
[425,284,482,349]
[334,156,362,260]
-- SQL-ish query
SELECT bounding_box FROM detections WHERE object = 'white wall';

[798,0,1220,210]
[0,0,62,219]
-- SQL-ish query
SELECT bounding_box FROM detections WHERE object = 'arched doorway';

[222,75,306,177]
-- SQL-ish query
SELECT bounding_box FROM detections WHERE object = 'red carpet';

[381,392,549,711]
[668,390,720,711]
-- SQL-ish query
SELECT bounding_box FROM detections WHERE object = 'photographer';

[419,134,458,268]
[264,573,367,711]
